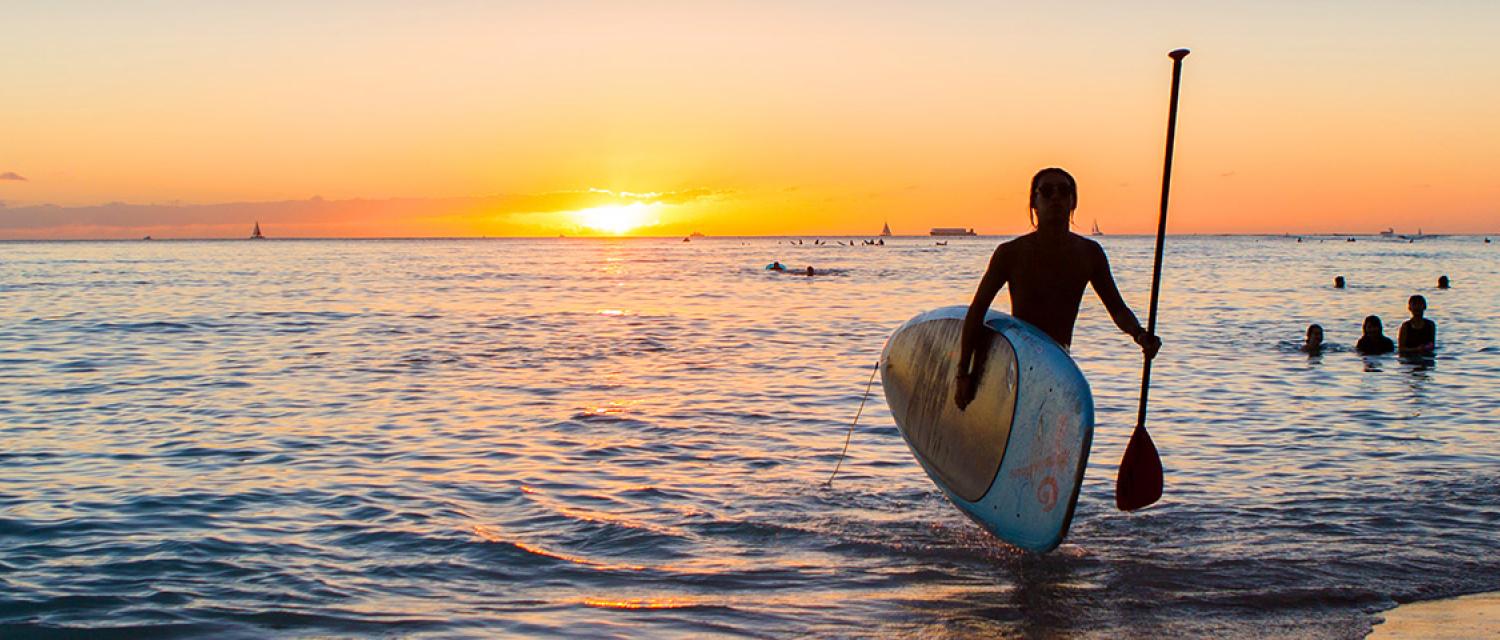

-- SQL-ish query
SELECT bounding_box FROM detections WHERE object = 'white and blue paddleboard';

[881,306,1094,553]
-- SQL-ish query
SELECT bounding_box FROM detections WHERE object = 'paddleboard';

[880,306,1094,553]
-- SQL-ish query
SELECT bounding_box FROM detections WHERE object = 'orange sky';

[2,2,1497,239]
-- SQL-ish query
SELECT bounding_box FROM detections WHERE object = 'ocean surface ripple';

[2,236,1497,638]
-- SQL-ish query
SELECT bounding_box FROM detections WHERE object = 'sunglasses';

[1036,183,1074,199]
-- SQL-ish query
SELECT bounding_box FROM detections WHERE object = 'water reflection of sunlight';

[582,598,697,610]
[580,400,631,416]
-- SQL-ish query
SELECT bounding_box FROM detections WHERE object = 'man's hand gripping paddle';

[1116,48,1189,512]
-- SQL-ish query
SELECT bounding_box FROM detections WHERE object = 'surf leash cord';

[825,360,881,487]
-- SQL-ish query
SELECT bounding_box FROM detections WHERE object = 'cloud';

[0,172,26,181]
[0,188,727,238]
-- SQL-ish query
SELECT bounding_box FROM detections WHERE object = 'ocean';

[2,235,1497,638]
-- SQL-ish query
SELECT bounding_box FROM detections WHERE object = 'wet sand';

[1370,592,1500,639]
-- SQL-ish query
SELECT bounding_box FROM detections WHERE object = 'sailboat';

[1091,219,1103,236]
[880,222,892,237]
[249,222,266,240]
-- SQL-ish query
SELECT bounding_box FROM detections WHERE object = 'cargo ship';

[930,227,976,236]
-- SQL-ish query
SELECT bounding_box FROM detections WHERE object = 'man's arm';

[1088,242,1161,358]
[955,245,1008,409]
[1398,321,1412,351]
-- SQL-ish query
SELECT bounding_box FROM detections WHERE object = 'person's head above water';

[1438,275,1450,289]
[1305,323,1324,348]
[1362,315,1384,336]
[1028,167,1078,230]
[1334,276,1346,288]
[1408,294,1426,318]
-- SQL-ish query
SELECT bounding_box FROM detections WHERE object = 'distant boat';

[880,222,892,237]
[1091,219,1103,236]
[682,236,691,242]
[249,222,266,240]
[690,231,705,238]
[1379,227,1395,237]
[142,235,153,241]
[930,227,976,237]
[1399,228,1437,241]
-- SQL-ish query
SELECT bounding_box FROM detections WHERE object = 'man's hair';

[1029,167,1078,228]
[1364,315,1382,328]
[1410,294,1426,305]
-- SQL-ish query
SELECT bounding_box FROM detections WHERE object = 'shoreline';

[1369,591,1500,639]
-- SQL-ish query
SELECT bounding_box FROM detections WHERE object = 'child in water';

[1398,295,1437,354]
[1356,316,1395,355]
[1301,324,1324,355]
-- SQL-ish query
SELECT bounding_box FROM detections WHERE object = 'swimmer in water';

[1302,323,1324,355]
[1437,275,1450,289]
[805,266,815,276]
[1398,295,1436,354]
[768,261,785,271]
[1334,276,1346,289]
[1355,315,1395,355]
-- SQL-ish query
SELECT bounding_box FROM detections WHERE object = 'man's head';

[1334,276,1346,288]
[1306,323,1324,346]
[1029,167,1078,228]
[1438,275,1450,289]
[1363,315,1384,336]
[1409,295,1427,317]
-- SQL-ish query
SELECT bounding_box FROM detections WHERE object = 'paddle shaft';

[1135,49,1188,428]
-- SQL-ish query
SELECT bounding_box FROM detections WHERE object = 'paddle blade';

[1115,423,1163,511]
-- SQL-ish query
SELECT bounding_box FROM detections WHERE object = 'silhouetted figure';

[1334,276,1346,288]
[1398,295,1436,354]
[1437,275,1450,289]
[955,167,1160,410]
[1302,324,1324,355]
[767,261,785,272]
[806,266,815,276]
[1356,315,1395,355]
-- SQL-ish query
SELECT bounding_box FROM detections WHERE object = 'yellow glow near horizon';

[571,203,658,235]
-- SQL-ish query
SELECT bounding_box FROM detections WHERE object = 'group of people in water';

[778,238,885,246]
[1304,286,1441,356]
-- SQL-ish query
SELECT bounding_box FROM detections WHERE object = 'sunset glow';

[1,3,1497,238]
[571,203,659,236]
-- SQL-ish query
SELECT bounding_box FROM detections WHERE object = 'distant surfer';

[955,168,1160,410]
[1334,276,1346,289]
[1398,295,1436,354]
[1355,315,1395,355]
[1302,324,1325,355]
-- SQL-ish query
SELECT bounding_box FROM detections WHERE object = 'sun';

[570,203,657,235]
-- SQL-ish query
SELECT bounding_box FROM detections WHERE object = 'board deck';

[881,306,1095,552]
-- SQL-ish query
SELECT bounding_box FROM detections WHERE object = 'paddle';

[1115,48,1189,512]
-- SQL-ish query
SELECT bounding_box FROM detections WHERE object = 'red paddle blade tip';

[1115,424,1164,511]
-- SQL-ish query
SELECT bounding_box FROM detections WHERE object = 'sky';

[2,1,1497,238]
